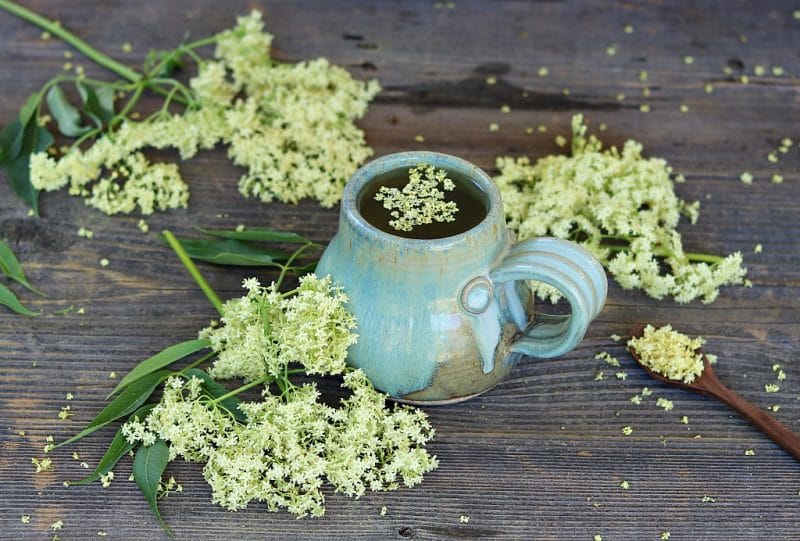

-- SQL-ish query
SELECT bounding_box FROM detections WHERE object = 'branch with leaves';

[54,227,437,533]
[0,1,379,217]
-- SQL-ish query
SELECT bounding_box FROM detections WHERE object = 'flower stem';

[603,241,724,264]
[0,0,141,83]
[180,351,217,374]
[163,230,224,315]
[213,375,271,404]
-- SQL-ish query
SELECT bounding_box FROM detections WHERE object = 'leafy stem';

[0,0,141,83]
[162,230,224,315]
[276,242,318,289]
[599,235,725,265]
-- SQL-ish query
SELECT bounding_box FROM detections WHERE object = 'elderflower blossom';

[29,11,380,214]
[325,370,438,498]
[628,324,706,384]
[122,273,436,518]
[200,274,356,380]
[374,164,459,232]
[276,274,358,375]
[494,114,746,304]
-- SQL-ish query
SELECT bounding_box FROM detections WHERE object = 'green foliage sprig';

[0,238,43,315]
[0,1,379,216]
[57,228,437,533]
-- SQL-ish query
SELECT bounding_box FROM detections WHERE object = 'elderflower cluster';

[123,275,437,517]
[494,115,746,304]
[374,164,459,232]
[199,274,357,381]
[628,324,706,384]
[30,11,380,214]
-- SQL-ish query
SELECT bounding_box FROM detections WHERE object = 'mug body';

[317,152,532,403]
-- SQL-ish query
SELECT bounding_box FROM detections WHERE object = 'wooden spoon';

[628,324,800,462]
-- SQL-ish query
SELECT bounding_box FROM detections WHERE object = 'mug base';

[389,384,497,406]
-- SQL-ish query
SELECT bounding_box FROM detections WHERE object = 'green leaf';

[4,123,54,214]
[197,227,311,245]
[0,282,39,316]
[183,368,246,422]
[0,239,44,295]
[108,338,211,398]
[77,82,115,127]
[46,85,91,137]
[0,93,41,167]
[133,439,173,536]
[69,403,156,486]
[174,238,291,266]
[56,369,170,448]
[0,118,23,168]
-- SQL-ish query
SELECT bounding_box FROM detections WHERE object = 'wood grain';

[1,0,799,539]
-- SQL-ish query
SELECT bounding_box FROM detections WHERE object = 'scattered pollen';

[639,70,648,81]
[620,480,630,489]
[683,55,694,65]
[489,122,499,132]
[771,174,783,184]
[624,24,634,34]
[753,244,762,253]
[745,449,755,456]
[630,395,642,405]
[99,258,110,267]
[754,65,766,76]
[765,384,780,393]
[702,495,716,503]
[661,532,671,540]
[500,104,511,114]
[485,75,497,85]
[414,134,426,142]
[21,515,30,524]
[537,66,549,77]
[555,135,567,147]
[606,44,618,56]
[380,505,387,516]
[680,415,689,424]
[772,66,784,76]
[679,104,689,113]
[459,515,470,523]
[121,42,133,53]
[639,104,650,113]
[621,426,633,435]
[739,172,753,184]
[704,83,714,94]
[616,93,626,101]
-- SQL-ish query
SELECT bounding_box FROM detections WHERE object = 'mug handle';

[488,237,607,358]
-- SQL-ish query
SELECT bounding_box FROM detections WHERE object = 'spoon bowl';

[628,324,800,462]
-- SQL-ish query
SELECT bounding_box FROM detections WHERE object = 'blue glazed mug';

[317,151,607,404]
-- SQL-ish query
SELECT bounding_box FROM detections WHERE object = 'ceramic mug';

[317,151,607,404]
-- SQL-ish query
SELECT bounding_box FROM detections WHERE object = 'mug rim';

[342,151,504,248]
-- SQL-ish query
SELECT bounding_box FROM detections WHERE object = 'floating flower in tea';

[374,163,459,232]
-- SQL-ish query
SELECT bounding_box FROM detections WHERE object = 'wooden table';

[2,1,799,539]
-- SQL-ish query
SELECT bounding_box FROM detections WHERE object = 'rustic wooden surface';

[1,1,799,539]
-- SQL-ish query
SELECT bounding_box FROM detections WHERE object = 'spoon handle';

[709,380,800,461]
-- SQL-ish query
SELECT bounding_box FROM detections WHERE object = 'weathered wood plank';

[1,0,799,539]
